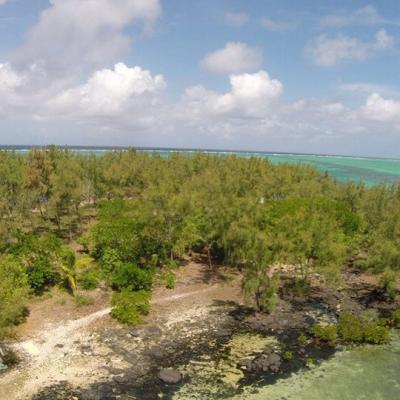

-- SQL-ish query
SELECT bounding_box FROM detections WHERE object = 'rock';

[128,327,141,337]
[113,375,126,384]
[237,359,252,370]
[217,329,231,337]
[240,352,282,374]
[146,345,164,359]
[267,353,282,372]
[158,368,182,384]
[0,348,7,372]
[144,325,162,337]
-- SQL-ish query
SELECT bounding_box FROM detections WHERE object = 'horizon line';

[1,144,400,162]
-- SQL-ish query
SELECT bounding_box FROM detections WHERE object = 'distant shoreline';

[1,144,400,162]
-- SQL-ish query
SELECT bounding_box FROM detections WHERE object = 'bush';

[111,289,150,325]
[309,324,338,345]
[0,255,30,337]
[381,269,397,301]
[164,271,176,289]
[338,312,364,343]
[362,322,390,344]
[298,334,308,345]
[78,269,99,290]
[282,351,293,360]
[338,312,390,345]
[392,309,400,328]
[9,233,61,293]
[293,278,311,297]
[75,294,95,307]
[111,262,153,291]
[27,258,60,293]
[100,247,121,273]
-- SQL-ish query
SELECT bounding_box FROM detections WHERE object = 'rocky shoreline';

[23,270,399,400]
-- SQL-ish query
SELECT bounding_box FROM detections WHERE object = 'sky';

[1,1,400,157]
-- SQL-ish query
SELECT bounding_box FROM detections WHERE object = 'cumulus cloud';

[361,93,400,121]
[0,63,25,91]
[306,29,394,67]
[11,0,161,79]
[2,0,400,155]
[201,42,262,74]
[0,0,164,123]
[184,70,282,120]
[320,5,388,28]
[0,63,27,115]
[225,12,249,27]
[49,63,165,117]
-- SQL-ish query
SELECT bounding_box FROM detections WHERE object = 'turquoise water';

[4,146,400,185]
[172,334,400,400]
[240,334,400,400]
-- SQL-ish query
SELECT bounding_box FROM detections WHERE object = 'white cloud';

[2,0,400,155]
[317,102,345,115]
[0,63,27,116]
[339,82,397,97]
[225,12,249,27]
[320,5,388,28]
[0,63,24,90]
[306,29,394,67]
[11,0,161,78]
[361,93,400,121]
[184,70,282,119]
[260,17,296,32]
[49,63,165,117]
[0,0,9,5]
[201,42,262,74]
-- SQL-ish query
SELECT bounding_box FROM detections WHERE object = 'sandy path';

[15,286,219,359]
[0,285,221,400]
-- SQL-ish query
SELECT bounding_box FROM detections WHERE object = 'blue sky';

[1,0,400,157]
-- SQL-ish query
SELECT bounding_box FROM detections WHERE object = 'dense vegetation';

[0,147,399,336]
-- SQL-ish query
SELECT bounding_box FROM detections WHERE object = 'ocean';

[3,146,400,185]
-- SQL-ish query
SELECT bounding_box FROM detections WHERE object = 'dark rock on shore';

[239,352,282,374]
[0,346,7,372]
[158,368,182,384]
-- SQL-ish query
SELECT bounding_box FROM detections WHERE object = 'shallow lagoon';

[172,334,400,400]
[241,334,400,400]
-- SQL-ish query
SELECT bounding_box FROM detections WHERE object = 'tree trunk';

[207,245,213,270]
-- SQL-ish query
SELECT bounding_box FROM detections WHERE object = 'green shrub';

[362,322,390,344]
[293,278,311,297]
[100,247,121,273]
[78,269,99,290]
[298,334,308,345]
[381,269,397,301]
[306,356,315,367]
[282,351,293,360]
[9,233,61,293]
[111,262,153,291]
[164,271,176,289]
[77,234,91,253]
[74,294,95,307]
[111,289,151,325]
[27,258,60,293]
[309,324,338,345]
[338,312,364,343]
[338,312,390,345]
[0,255,30,337]
[392,309,400,328]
